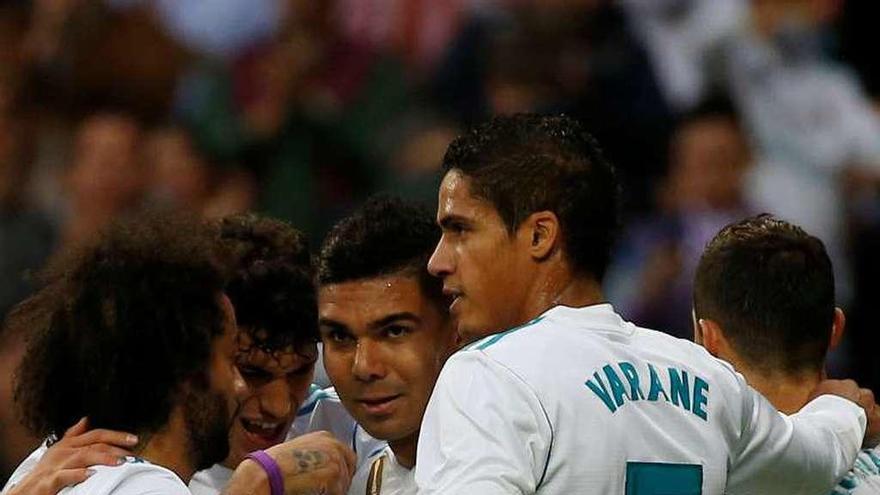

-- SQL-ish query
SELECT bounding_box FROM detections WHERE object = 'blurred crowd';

[1,0,880,457]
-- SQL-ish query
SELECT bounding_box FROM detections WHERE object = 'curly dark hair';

[11,213,232,439]
[318,195,443,303]
[219,214,317,356]
[442,113,619,280]
[694,214,835,374]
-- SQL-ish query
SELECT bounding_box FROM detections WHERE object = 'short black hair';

[693,214,835,374]
[318,195,443,303]
[442,113,619,280]
[12,213,231,439]
[220,214,317,355]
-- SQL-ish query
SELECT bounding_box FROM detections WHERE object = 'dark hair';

[12,213,231,439]
[442,113,619,280]
[318,195,443,304]
[220,214,317,355]
[693,214,835,374]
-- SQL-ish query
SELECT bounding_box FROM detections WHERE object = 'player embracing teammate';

[3,113,879,495]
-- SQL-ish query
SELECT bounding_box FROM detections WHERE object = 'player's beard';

[183,381,237,472]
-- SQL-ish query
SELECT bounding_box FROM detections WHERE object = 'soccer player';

[417,113,874,494]
[191,213,379,495]
[692,214,880,494]
[316,196,457,494]
[2,214,356,495]
[189,213,322,494]
[3,214,248,494]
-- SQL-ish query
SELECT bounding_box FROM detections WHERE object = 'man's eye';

[384,325,410,339]
[329,331,353,344]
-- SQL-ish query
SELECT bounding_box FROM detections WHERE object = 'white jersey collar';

[540,303,634,336]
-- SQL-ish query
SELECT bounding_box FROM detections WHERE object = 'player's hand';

[808,379,880,447]
[4,417,137,495]
[857,388,880,448]
[808,379,862,404]
[226,431,356,495]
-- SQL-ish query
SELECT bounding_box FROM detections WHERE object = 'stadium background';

[1,0,879,484]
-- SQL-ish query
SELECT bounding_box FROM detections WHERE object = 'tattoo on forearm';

[291,449,326,473]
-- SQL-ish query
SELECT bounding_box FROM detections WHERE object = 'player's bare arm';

[224,431,355,495]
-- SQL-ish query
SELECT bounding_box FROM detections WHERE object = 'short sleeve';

[414,351,552,494]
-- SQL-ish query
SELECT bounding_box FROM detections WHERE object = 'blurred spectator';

[22,0,189,119]
[143,124,212,211]
[142,123,259,218]
[201,167,258,219]
[0,57,51,484]
[336,0,469,76]
[0,75,55,321]
[606,100,753,338]
[722,0,880,304]
[621,0,746,113]
[108,0,287,60]
[373,111,458,204]
[434,1,675,213]
[62,112,145,246]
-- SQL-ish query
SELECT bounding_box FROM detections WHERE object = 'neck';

[136,410,196,482]
[521,262,604,321]
[737,365,823,415]
[388,431,418,469]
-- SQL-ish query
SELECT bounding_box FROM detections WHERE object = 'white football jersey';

[349,445,415,495]
[833,447,880,495]
[415,304,866,494]
[2,445,188,495]
[289,385,386,468]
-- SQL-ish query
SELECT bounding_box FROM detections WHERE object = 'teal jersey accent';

[830,448,880,494]
[585,361,710,421]
[466,316,546,351]
[626,462,702,495]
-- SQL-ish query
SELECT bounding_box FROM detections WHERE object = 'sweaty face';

[428,170,533,343]
[319,275,454,447]
[222,331,317,468]
[187,295,248,470]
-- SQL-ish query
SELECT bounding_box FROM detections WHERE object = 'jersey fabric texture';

[349,445,416,495]
[832,447,880,495]
[415,303,866,495]
[3,445,188,495]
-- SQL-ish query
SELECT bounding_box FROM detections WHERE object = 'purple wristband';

[246,450,284,495]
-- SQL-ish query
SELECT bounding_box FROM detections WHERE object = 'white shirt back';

[3,445,188,495]
[415,304,865,494]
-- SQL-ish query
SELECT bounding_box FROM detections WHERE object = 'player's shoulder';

[63,457,188,494]
[460,314,551,354]
[2,442,49,492]
[190,463,233,495]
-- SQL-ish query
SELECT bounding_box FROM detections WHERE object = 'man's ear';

[829,307,846,351]
[695,318,725,358]
[520,211,560,261]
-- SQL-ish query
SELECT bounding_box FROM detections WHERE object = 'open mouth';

[239,418,287,447]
